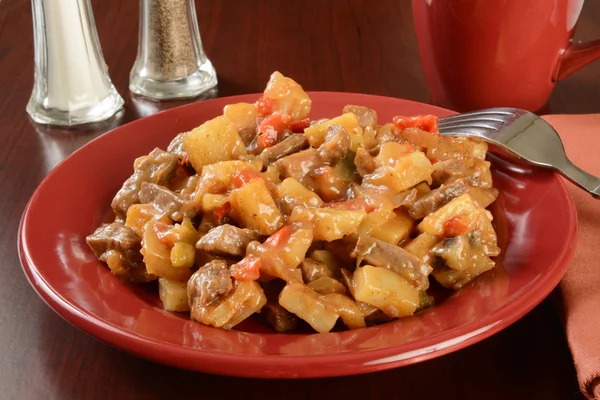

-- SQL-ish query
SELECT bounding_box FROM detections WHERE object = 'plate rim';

[17,92,579,378]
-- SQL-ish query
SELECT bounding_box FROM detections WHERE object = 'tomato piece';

[288,118,311,133]
[230,256,261,281]
[257,125,279,148]
[213,201,231,222]
[393,115,439,133]
[264,225,293,248]
[232,168,263,188]
[257,111,293,148]
[443,215,470,237]
[256,96,276,117]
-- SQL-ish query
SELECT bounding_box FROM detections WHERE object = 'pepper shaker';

[27,0,124,126]
[129,0,218,100]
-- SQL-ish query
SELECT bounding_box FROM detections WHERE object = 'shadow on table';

[34,300,584,400]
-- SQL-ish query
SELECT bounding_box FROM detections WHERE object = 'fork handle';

[558,161,600,199]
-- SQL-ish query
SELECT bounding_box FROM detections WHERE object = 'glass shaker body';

[129,0,217,100]
[27,0,124,126]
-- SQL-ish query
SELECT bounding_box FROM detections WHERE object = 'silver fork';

[437,107,600,199]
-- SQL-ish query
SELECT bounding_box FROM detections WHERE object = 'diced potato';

[418,194,479,236]
[403,232,439,263]
[357,301,381,318]
[278,228,314,270]
[340,269,380,318]
[375,122,403,145]
[194,281,267,329]
[170,242,195,268]
[223,282,268,329]
[351,206,395,239]
[104,250,128,276]
[375,142,416,167]
[263,71,311,120]
[125,203,171,237]
[370,209,414,245]
[264,165,281,184]
[158,278,190,312]
[274,178,323,214]
[401,127,439,149]
[141,221,192,281]
[183,116,247,172]
[201,193,229,214]
[432,236,472,271]
[289,207,367,242]
[427,136,484,162]
[169,218,199,244]
[248,228,313,281]
[363,152,433,193]
[305,113,364,151]
[133,155,149,171]
[471,210,501,256]
[229,178,283,235]
[324,293,366,329]
[432,251,495,290]
[353,265,419,318]
[468,187,498,209]
[279,282,339,333]
[307,276,347,295]
[197,160,259,194]
[223,102,257,132]
[414,182,431,197]
[472,141,488,159]
[309,250,343,276]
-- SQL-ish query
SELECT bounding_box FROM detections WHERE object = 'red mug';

[412,0,600,111]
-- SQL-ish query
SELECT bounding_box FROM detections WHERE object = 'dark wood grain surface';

[2,0,599,398]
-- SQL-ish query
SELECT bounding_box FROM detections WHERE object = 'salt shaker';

[129,0,218,100]
[26,0,124,126]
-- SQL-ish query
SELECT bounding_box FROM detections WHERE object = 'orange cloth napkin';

[543,115,600,399]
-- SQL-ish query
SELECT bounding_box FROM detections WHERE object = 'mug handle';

[554,39,600,81]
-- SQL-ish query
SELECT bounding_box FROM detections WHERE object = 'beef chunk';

[408,180,469,219]
[187,260,233,310]
[263,303,298,332]
[167,132,186,159]
[300,259,334,282]
[351,236,432,290]
[258,134,308,165]
[138,182,195,222]
[317,125,351,164]
[111,148,178,217]
[343,105,377,128]
[275,148,322,183]
[432,159,493,188]
[86,222,153,282]
[354,147,377,177]
[196,224,259,257]
[275,126,351,183]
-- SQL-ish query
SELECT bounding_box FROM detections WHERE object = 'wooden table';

[1,0,598,398]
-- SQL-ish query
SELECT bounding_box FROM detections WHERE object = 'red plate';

[18,93,577,378]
